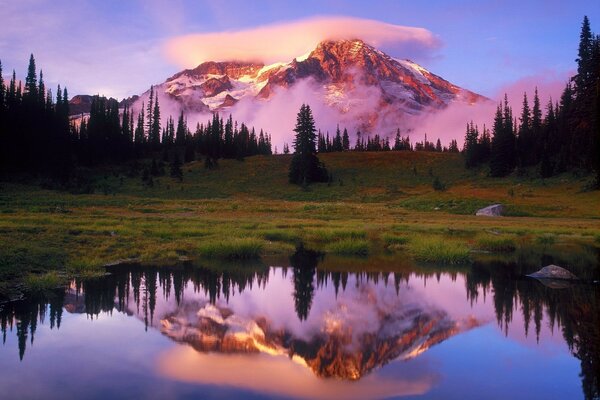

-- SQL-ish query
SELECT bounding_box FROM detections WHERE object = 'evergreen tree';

[448,139,459,153]
[490,97,516,177]
[288,104,328,185]
[150,94,161,149]
[24,54,38,102]
[342,128,350,151]
[575,16,594,94]
[146,86,153,138]
[517,92,534,167]
[38,70,45,107]
[463,121,479,168]
[175,110,187,145]
[333,125,343,152]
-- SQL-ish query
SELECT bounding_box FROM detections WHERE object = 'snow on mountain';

[117,39,489,143]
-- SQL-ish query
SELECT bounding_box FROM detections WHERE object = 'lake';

[1,247,598,400]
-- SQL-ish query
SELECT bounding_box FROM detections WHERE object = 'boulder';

[475,204,504,216]
[527,265,578,281]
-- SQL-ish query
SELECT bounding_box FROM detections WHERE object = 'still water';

[1,249,598,400]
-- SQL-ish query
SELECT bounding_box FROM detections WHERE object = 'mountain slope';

[120,39,488,136]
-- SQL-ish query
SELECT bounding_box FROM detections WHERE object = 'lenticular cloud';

[164,16,441,68]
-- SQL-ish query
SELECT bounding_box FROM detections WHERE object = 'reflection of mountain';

[159,292,479,380]
[1,247,599,398]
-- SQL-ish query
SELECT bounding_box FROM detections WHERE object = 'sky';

[1,0,598,103]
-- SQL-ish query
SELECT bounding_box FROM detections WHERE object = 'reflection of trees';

[0,263,269,360]
[0,248,598,398]
[290,246,321,321]
[466,253,600,400]
[0,289,64,360]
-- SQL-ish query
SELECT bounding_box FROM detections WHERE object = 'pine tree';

[38,70,45,108]
[150,93,161,149]
[134,106,145,154]
[24,54,37,102]
[146,86,154,138]
[333,125,343,152]
[175,110,187,145]
[517,92,534,167]
[490,98,516,177]
[288,104,328,185]
[575,16,593,94]
[342,128,350,151]
[463,121,479,168]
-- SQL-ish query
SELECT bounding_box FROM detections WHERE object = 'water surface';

[1,249,598,399]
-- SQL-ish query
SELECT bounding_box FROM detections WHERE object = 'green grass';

[536,234,557,246]
[326,239,370,256]
[475,235,517,252]
[198,238,265,260]
[262,229,301,243]
[382,234,410,249]
[408,236,471,264]
[1,151,599,295]
[24,271,66,292]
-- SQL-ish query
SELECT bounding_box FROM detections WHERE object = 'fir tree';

[490,97,516,177]
[150,93,161,149]
[517,92,534,167]
[463,121,479,168]
[175,110,187,145]
[24,54,37,102]
[342,128,350,151]
[288,104,328,185]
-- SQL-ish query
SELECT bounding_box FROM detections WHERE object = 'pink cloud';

[164,16,441,67]
[491,69,573,106]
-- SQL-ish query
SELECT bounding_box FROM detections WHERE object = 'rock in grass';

[527,265,578,280]
[475,204,504,216]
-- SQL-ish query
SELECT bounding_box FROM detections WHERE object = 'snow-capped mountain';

[119,39,488,136]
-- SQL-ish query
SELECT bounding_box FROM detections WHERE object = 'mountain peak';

[122,38,486,135]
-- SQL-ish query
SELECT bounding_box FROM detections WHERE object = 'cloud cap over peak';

[165,16,441,67]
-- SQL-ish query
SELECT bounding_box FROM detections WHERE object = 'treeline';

[0,59,272,181]
[77,88,272,169]
[465,16,600,183]
[310,127,459,154]
[0,55,72,177]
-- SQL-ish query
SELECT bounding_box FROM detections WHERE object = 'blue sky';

[1,0,598,100]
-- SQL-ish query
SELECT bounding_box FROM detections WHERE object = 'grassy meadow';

[1,151,599,297]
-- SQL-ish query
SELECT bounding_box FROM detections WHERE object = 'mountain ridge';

[71,39,488,135]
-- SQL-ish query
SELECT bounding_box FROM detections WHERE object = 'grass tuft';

[475,235,516,252]
[536,234,556,246]
[24,271,65,292]
[262,229,301,243]
[327,239,370,256]
[408,236,471,264]
[382,234,409,248]
[198,237,264,259]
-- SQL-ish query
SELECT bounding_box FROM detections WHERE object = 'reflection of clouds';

[157,346,436,400]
